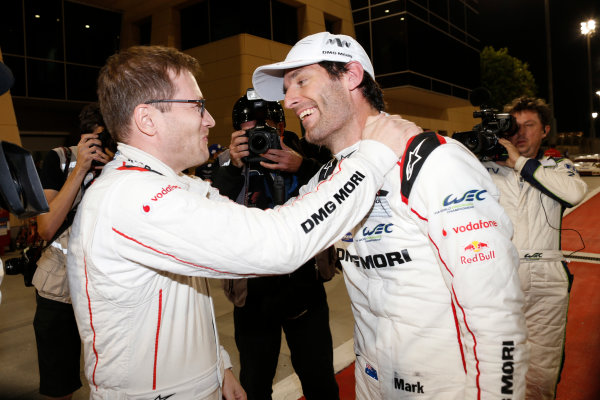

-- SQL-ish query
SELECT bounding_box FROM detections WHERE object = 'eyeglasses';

[145,99,206,117]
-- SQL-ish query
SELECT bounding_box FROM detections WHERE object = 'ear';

[345,61,365,92]
[133,104,158,137]
[542,125,550,138]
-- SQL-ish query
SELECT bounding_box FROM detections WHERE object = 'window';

[371,15,408,75]
[324,13,342,35]
[350,0,368,9]
[272,1,298,45]
[2,56,26,96]
[66,64,101,101]
[0,0,25,55]
[64,1,121,66]
[180,0,298,49]
[27,59,65,99]
[2,0,121,101]
[181,1,210,49]
[137,17,152,46]
[448,0,465,31]
[429,0,448,19]
[25,0,64,61]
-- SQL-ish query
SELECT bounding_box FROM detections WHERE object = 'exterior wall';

[388,103,478,136]
[77,0,480,148]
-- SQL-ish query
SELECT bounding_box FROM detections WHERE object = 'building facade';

[1,0,481,153]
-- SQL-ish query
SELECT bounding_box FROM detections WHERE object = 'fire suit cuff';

[358,140,399,174]
[220,345,233,370]
[513,155,529,173]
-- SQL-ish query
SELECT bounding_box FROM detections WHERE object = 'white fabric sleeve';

[93,140,398,279]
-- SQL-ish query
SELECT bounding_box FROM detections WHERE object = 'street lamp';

[581,19,596,146]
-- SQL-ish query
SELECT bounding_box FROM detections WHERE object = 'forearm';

[37,166,88,240]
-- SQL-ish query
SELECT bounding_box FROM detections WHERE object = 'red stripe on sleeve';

[111,227,258,276]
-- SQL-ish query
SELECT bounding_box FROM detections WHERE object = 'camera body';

[453,109,518,161]
[244,125,282,163]
[91,128,115,167]
[232,88,285,163]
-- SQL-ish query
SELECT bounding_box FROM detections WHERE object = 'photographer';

[32,103,112,399]
[212,91,339,400]
[483,96,587,399]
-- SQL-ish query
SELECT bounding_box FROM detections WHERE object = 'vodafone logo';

[151,185,181,202]
[453,219,497,234]
[142,184,181,214]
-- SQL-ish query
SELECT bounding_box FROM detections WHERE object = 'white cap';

[252,32,375,101]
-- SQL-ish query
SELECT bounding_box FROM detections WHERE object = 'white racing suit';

[67,141,399,399]
[302,132,529,399]
[483,155,587,399]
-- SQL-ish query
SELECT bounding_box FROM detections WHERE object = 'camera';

[232,88,284,163]
[91,128,116,167]
[453,89,518,161]
[244,125,282,163]
[4,245,43,287]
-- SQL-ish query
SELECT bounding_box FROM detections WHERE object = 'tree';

[480,46,537,110]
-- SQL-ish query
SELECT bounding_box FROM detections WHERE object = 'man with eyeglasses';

[66,45,420,399]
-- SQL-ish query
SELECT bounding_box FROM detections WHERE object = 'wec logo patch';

[443,189,487,206]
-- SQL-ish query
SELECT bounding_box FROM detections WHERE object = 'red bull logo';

[464,241,489,252]
[462,241,495,264]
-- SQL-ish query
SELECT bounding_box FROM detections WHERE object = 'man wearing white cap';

[253,32,528,399]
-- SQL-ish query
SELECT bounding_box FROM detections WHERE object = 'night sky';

[479,0,600,135]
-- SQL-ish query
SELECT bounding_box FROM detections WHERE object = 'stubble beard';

[304,81,353,151]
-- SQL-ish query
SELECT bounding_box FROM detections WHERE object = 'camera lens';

[4,257,24,275]
[249,132,269,154]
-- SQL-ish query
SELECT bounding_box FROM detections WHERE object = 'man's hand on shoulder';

[259,137,303,172]
[497,138,521,169]
[362,113,423,158]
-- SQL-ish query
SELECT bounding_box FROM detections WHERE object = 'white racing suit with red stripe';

[301,132,529,399]
[66,141,399,400]
[483,155,587,400]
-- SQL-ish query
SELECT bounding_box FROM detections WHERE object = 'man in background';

[213,90,338,399]
[33,103,111,399]
[484,96,587,399]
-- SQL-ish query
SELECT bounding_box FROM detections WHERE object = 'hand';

[221,369,246,400]
[228,130,249,168]
[497,138,520,168]
[259,137,303,172]
[75,132,110,175]
[362,113,422,158]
